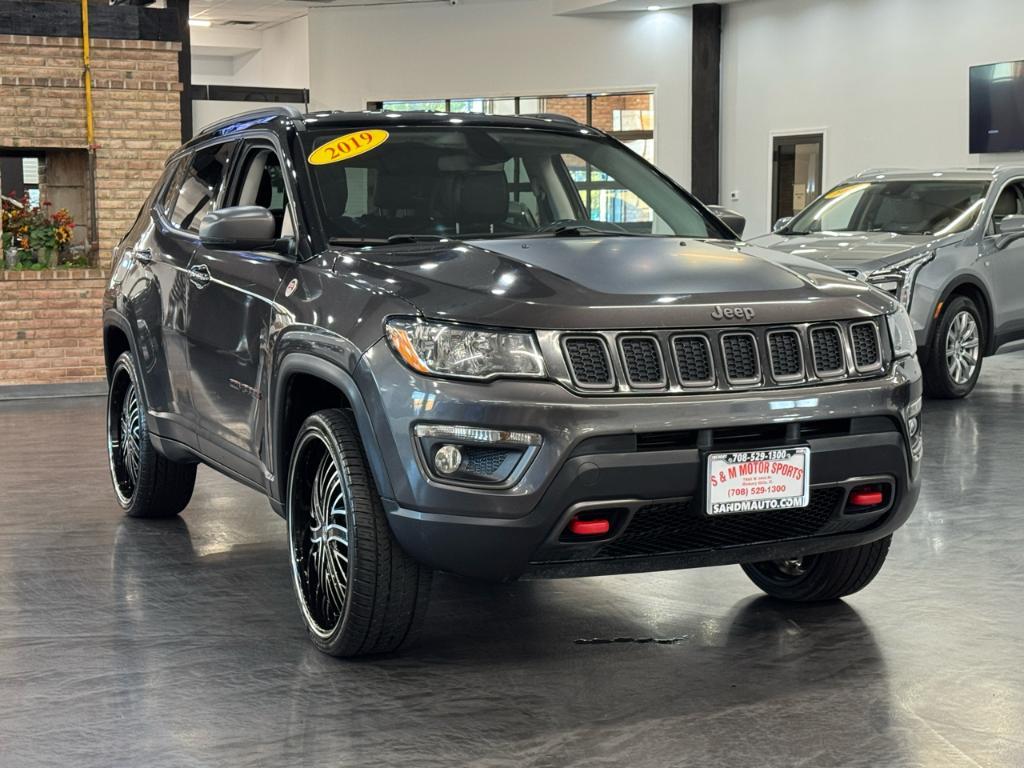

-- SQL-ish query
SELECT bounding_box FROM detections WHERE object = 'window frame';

[222,138,298,241]
[159,137,239,237]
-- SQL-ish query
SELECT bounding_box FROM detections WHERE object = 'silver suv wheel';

[945,310,980,385]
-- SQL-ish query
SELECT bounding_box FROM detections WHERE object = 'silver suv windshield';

[786,179,990,236]
[301,126,729,243]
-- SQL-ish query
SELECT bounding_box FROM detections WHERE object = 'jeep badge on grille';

[710,305,756,321]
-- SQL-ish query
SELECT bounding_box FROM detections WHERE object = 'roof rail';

[197,106,304,138]
[854,167,916,178]
[519,112,580,125]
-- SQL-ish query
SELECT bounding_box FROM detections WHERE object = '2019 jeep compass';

[103,107,922,657]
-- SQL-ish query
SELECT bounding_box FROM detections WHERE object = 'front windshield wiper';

[530,224,638,238]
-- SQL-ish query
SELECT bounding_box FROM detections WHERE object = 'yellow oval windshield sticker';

[308,129,389,165]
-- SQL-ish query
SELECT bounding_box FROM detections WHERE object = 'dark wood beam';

[691,3,722,205]
[168,0,192,143]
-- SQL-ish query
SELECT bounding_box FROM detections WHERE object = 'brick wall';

[0,270,106,386]
[0,33,181,390]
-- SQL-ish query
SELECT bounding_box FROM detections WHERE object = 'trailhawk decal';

[307,129,389,165]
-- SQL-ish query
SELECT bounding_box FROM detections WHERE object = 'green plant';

[2,194,77,270]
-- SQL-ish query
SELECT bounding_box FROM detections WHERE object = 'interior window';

[230,146,292,238]
[560,153,673,234]
[168,142,235,233]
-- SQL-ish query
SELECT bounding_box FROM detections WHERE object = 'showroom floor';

[2,353,1023,768]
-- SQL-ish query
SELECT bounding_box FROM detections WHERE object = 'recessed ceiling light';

[188,18,212,27]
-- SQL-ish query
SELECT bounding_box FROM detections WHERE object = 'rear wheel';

[287,409,431,657]
[107,351,196,518]
[740,536,891,601]
[924,295,984,399]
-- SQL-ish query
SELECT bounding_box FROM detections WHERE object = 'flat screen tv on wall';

[970,60,1024,154]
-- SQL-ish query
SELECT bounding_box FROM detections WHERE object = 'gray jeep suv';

[753,167,1024,398]
[103,108,922,657]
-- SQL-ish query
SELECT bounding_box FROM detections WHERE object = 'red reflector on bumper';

[849,488,884,507]
[570,518,610,536]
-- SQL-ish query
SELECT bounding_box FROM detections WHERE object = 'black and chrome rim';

[945,310,979,385]
[288,432,351,639]
[751,556,816,584]
[108,367,142,505]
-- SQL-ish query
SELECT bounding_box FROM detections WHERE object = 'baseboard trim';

[0,381,107,401]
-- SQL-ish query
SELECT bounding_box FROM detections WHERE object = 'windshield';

[300,126,727,242]
[785,180,990,236]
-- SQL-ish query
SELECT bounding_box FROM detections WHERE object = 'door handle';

[133,248,153,264]
[188,264,212,288]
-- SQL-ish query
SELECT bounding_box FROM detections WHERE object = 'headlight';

[385,318,546,380]
[866,251,934,308]
[886,306,917,359]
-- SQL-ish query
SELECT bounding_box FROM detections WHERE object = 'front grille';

[850,322,881,369]
[673,335,713,384]
[564,337,612,387]
[554,319,886,394]
[768,330,802,379]
[594,487,844,559]
[721,333,759,382]
[811,326,844,375]
[620,336,664,386]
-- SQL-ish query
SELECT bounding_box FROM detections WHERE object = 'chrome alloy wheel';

[108,368,142,505]
[288,433,351,639]
[775,558,807,577]
[945,310,980,385]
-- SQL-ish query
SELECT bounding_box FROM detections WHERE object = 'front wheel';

[924,296,984,399]
[287,409,431,657]
[740,536,891,601]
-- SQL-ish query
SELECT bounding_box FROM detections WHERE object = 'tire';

[286,409,432,657]
[924,295,984,399]
[107,351,196,518]
[740,535,891,602]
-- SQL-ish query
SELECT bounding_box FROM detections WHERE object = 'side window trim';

[224,136,299,242]
[162,138,239,236]
[986,177,1024,236]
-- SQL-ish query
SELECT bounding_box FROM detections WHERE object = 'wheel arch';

[103,310,137,381]
[270,353,395,512]
[925,277,995,356]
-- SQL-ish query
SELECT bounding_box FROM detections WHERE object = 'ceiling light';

[647,5,663,11]
[188,18,212,27]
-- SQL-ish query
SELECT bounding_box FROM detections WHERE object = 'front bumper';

[356,346,923,581]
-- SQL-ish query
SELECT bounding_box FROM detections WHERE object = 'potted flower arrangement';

[2,194,80,271]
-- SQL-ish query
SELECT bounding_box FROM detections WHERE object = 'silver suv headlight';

[886,306,917,359]
[385,318,546,380]
[866,251,934,308]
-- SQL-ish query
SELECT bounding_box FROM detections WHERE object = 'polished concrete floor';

[2,353,1024,768]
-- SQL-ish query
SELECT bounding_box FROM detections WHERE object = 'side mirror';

[773,216,793,233]
[199,206,293,256]
[995,214,1024,250]
[707,205,746,237]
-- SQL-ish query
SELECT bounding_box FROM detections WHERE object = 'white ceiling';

[188,0,527,31]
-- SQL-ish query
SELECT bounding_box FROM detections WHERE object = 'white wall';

[191,16,310,133]
[307,2,694,187]
[721,0,1024,237]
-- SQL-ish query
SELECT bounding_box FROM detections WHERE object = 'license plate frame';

[705,446,810,516]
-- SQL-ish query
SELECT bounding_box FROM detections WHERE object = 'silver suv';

[752,167,1024,398]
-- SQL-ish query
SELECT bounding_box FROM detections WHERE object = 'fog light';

[433,444,463,475]
[908,416,919,438]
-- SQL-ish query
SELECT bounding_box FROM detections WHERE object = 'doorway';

[771,133,824,225]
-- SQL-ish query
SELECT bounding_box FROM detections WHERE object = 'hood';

[750,230,954,274]
[333,236,897,330]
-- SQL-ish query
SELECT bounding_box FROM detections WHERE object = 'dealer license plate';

[705,447,810,516]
